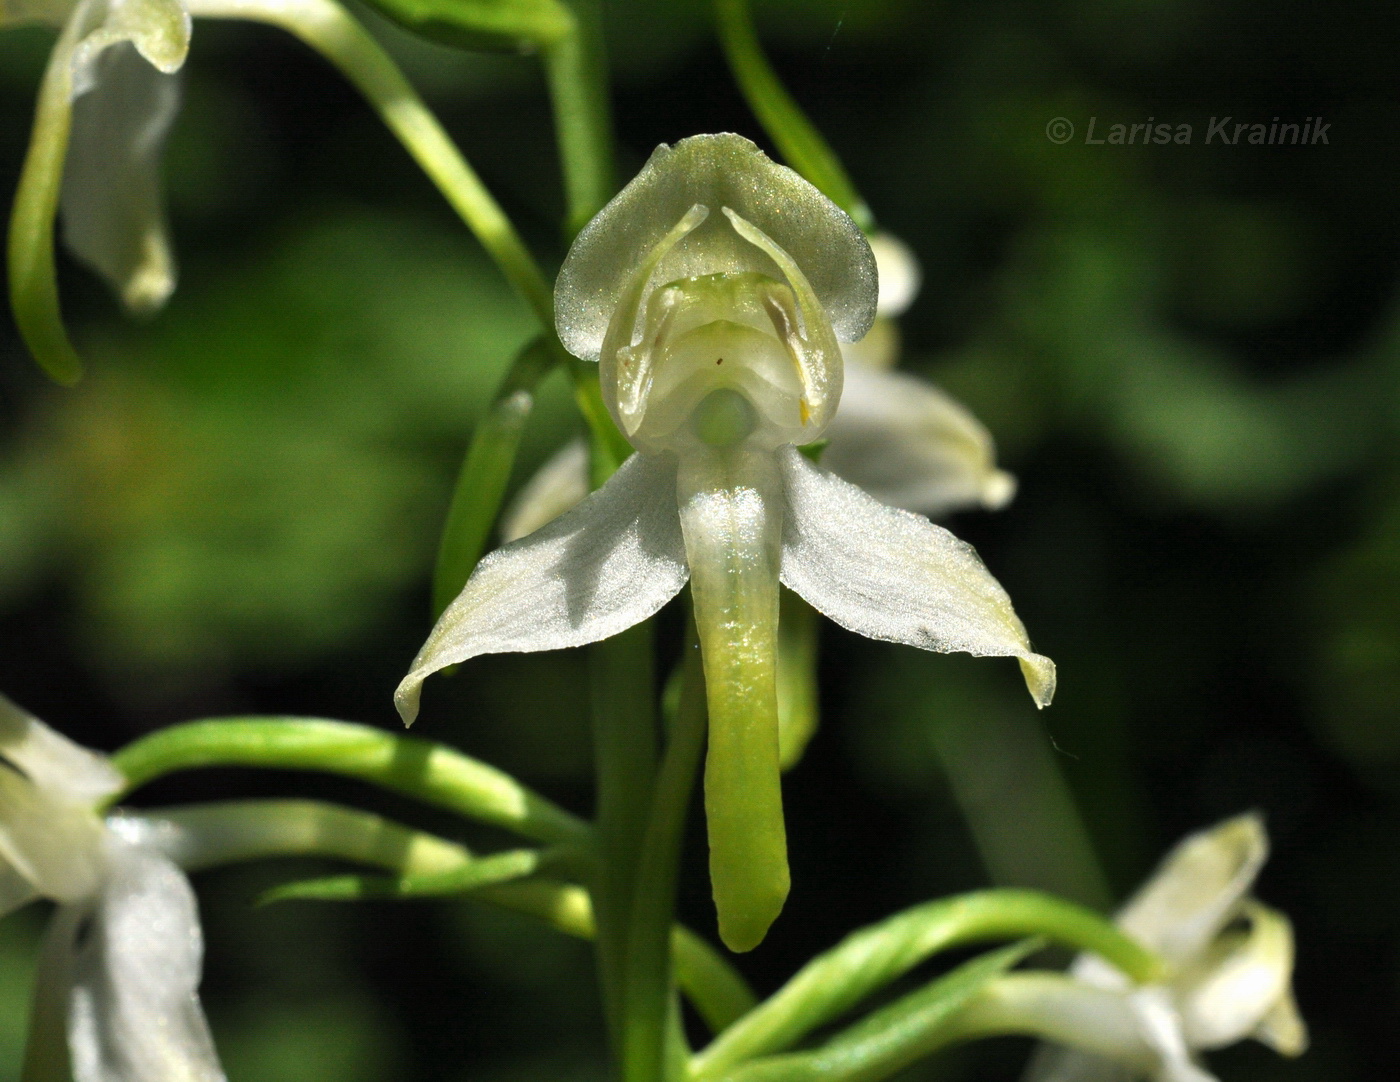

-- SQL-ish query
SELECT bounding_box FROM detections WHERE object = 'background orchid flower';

[0,695,225,1082]
[4,0,191,384]
[948,813,1305,1082]
[396,132,1055,952]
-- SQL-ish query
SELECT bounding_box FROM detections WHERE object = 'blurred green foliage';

[1,0,1399,1077]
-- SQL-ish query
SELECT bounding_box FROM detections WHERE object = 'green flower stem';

[572,357,634,486]
[433,336,559,617]
[712,0,873,233]
[144,798,478,873]
[544,0,616,234]
[622,621,708,1082]
[187,0,555,330]
[718,942,1039,1082]
[109,717,591,846]
[8,10,87,385]
[589,621,660,1049]
[691,889,1163,1078]
[259,847,546,904]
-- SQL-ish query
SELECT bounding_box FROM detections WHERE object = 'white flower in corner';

[0,694,224,1082]
[956,813,1305,1082]
[396,133,1055,952]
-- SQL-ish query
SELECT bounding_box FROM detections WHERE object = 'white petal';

[1251,987,1307,1057]
[1115,813,1267,966]
[1128,987,1218,1082]
[500,438,591,543]
[396,453,688,723]
[0,695,123,805]
[776,446,1054,706]
[67,837,225,1082]
[61,42,181,313]
[1178,901,1302,1053]
[555,133,876,361]
[822,364,1017,517]
[0,695,119,902]
[869,232,921,317]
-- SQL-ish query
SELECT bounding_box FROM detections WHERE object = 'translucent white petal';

[1179,902,1301,1052]
[1128,987,1218,1082]
[0,695,119,902]
[1251,987,1307,1057]
[67,836,225,1082]
[0,694,123,804]
[1115,813,1267,966]
[776,446,1055,706]
[822,364,1017,517]
[396,453,688,723]
[555,133,876,361]
[69,0,191,83]
[869,232,921,317]
[61,43,180,313]
[500,438,590,543]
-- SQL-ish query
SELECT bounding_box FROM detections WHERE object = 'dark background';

[1,0,1397,1077]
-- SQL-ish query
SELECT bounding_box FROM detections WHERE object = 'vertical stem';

[544,0,617,234]
[590,621,659,1054]
[622,619,707,1082]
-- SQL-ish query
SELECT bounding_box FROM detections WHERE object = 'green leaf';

[719,941,1039,1082]
[691,889,1162,1077]
[713,0,873,234]
[356,0,574,54]
[109,717,591,845]
[259,847,542,904]
[433,336,558,616]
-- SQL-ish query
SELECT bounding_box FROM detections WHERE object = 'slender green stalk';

[433,337,559,616]
[260,848,545,904]
[109,717,591,846]
[718,942,1039,1082]
[589,621,660,1049]
[544,0,616,233]
[7,9,85,385]
[622,622,707,1082]
[692,889,1163,1077]
[186,0,555,329]
[713,0,873,233]
[672,926,759,1033]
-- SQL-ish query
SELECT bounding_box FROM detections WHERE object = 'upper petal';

[1114,813,1267,967]
[821,364,1017,517]
[395,452,689,724]
[0,695,120,902]
[555,133,876,362]
[67,835,225,1082]
[61,42,181,313]
[775,446,1054,707]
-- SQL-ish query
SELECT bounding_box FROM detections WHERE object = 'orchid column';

[397,133,1056,953]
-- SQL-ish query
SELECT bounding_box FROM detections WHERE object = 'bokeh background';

[1,0,1397,1077]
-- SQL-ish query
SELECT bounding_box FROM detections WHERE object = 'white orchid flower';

[949,813,1305,1082]
[503,229,1012,541]
[396,133,1055,951]
[0,694,225,1082]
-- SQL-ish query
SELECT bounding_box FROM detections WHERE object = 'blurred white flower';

[953,814,1305,1082]
[398,133,1053,951]
[0,694,224,1082]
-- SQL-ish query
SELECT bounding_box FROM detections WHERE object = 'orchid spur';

[396,133,1055,952]
[0,694,225,1082]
